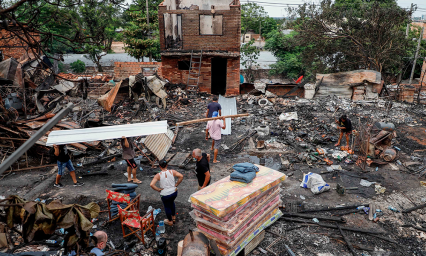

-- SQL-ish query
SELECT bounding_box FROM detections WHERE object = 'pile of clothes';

[109,183,138,217]
[230,163,259,183]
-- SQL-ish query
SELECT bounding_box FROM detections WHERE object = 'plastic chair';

[117,205,156,246]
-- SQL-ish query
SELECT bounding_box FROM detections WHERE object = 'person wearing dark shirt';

[335,115,353,147]
[206,97,222,118]
[53,144,84,188]
[192,148,211,190]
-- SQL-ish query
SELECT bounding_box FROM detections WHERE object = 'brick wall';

[158,5,241,52]
[0,28,39,60]
[161,56,240,95]
[114,62,161,79]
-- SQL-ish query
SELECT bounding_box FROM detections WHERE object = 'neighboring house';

[158,0,241,95]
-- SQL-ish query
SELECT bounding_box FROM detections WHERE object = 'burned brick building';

[158,0,241,95]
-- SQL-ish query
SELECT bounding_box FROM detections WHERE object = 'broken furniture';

[130,74,168,109]
[104,190,141,223]
[117,206,155,246]
[189,165,286,255]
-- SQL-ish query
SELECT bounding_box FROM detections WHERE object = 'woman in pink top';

[206,111,226,163]
[150,159,184,226]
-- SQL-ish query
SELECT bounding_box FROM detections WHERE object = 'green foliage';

[122,0,162,61]
[241,40,260,83]
[70,60,86,73]
[265,31,307,79]
[286,0,412,78]
[261,17,278,40]
[241,3,267,40]
[58,62,66,73]
[12,0,123,55]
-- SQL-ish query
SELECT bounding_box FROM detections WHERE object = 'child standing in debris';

[206,97,222,118]
[121,136,141,184]
[52,144,84,188]
[335,115,352,147]
[206,112,226,163]
[150,159,183,226]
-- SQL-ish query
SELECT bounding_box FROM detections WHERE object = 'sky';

[239,0,426,18]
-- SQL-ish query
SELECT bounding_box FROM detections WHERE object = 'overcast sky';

[239,0,426,18]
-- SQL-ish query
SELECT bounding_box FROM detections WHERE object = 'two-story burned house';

[158,0,241,95]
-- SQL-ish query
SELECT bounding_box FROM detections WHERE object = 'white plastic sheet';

[46,121,167,146]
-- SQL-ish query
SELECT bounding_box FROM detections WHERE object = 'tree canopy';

[280,0,414,78]
[122,0,162,62]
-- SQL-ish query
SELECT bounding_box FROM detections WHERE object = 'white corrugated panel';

[46,121,167,146]
[218,95,237,135]
[144,129,174,160]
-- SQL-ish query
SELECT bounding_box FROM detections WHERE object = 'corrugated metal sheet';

[46,121,167,146]
[218,95,237,135]
[144,129,174,160]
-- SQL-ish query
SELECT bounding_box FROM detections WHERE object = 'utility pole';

[409,27,424,85]
[146,0,152,62]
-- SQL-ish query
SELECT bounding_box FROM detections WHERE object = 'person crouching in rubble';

[121,136,142,184]
[206,112,226,163]
[150,159,184,226]
[335,115,353,147]
[52,144,84,188]
[192,148,211,190]
[90,231,108,256]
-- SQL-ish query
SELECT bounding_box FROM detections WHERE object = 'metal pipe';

[0,103,74,175]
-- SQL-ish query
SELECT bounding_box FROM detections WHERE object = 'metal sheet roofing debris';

[46,121,167,146]
[218,95,237,135]
[144,129,174,160]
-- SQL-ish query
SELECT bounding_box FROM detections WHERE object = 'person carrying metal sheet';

[52,144,84,188]
[121,136,142,184]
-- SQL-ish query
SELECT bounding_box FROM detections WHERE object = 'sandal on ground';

[172,216,176,224]
[164,219,173,226]
[132,179,142,184]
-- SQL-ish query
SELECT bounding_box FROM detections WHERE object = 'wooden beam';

[0,137,27,141]
[176,113,249,126]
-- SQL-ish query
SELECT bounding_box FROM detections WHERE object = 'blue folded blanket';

[112,183,139,189]
[232,163,259,173]
[110,188,136,194]
[230,170,256,183]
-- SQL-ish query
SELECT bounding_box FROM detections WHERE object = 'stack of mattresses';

[190,165,286,256]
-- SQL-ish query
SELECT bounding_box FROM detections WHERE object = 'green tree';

[241,40,260,83]
[122,0,162,62]
[261,17,278,40]
[75,0,123,70]
[287,0,412,77]
[241,3,267,42]
[70,60,86,73]
[265,31,307,79]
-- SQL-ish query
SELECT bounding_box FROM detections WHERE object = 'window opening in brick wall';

[200,15,223,35]
[178,60,191,70]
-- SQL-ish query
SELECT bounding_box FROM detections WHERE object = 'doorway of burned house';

[211,58,227,95]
